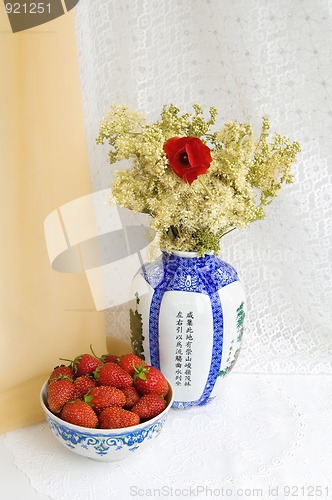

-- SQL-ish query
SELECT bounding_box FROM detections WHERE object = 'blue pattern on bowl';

[40,380,173,461]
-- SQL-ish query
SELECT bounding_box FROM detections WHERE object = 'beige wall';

[0,9,106,432]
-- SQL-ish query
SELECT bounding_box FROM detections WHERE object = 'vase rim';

[171,250,215,258]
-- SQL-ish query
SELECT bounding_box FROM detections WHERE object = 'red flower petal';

[163,136,212,185]
[186,138,212,169]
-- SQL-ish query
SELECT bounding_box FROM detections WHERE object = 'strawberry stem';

[84,393,94,406]
[59,357,75,370]
[133,361,149,382]
[59,357,73,363]
[89,344,104,362]
[49,374,73,382]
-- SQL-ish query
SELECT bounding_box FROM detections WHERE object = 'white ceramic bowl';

[40,381,173,462]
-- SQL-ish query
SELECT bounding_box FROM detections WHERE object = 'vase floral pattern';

[131,251,246,409]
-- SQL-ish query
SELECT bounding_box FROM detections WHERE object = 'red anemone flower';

[163,136,212,185]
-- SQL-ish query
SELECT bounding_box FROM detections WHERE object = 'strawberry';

[102,354,119,363]
[73,375,97,398]
[122,386,140,409]
[47,377,75,414]
[94,362,133,389]
[60,352,102,377]
[133,365,169,396]
[84,386,126,413]
[99,406,140,429]
[61,400,98,428]
[89,344,119,364]
[118,354,146,376]
[132,393,166,419]
[48,365,75,382]
[74,354,103,376]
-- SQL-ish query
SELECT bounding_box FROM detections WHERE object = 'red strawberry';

[94,362,133,389]
[89,344,118,364]
[61,400,98,428]
[74,354,103,376]
[99,406,140,429]
[133,365,169,396]
[101,354,119,363]
[48,365,75,382]
[47,377,75,414]
[118,354,146,376]
[84,386,126,413]
[60,353,102,376]
[122,386,140,409]
[132,393,166,419]
[73,375,97,398]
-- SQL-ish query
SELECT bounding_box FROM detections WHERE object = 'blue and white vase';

[130,251,246,409]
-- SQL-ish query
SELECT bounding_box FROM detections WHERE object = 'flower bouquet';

[96,104,300,255]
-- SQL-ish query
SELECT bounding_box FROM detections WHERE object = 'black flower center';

[179,151,190,165]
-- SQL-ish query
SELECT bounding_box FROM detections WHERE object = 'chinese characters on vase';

[174,311,194,388]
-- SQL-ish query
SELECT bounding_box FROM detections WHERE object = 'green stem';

[220,227,236,238]
[89,344,103,362]
[198,177,214,199]
[168,225,181,240]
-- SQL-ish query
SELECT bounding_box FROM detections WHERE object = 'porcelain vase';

[130,251,246,409]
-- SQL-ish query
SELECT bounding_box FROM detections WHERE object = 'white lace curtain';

[74,0,332,374]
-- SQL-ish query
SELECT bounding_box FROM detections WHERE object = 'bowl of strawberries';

[40,346,173,461]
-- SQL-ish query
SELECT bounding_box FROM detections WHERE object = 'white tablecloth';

[3,374,332,500]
